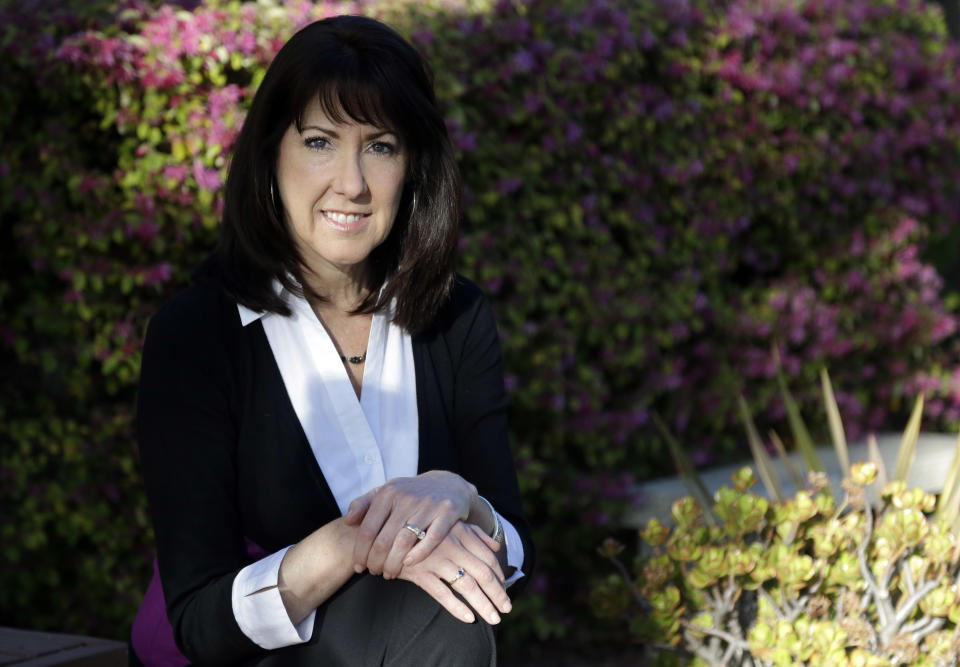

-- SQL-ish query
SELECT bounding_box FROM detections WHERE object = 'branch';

[903,560,916,596]
[721,638,741,665]
[602,552,646,607]
[901,614,943,640]
[786,593,809,622]
[691,644,724,667]
[759,587,786,621]
[911,617,945,644]
[880,578,940,646]
[687,624,750,653]
[857,500,894,628]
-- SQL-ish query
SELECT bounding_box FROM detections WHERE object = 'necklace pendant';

[340,351,367,365]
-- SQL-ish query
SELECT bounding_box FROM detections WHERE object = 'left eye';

[369,141,395,155]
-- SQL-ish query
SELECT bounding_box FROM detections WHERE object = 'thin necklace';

[340,351,367,364]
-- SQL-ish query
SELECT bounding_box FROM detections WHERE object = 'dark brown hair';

[216,15,459,332]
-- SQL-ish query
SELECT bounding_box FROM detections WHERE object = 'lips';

[321,209,369,232]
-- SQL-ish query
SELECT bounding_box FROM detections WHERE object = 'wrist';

[469,495,503,545]
[467,494,492,532]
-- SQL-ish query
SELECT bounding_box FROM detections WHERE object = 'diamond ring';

[404,523,426,540]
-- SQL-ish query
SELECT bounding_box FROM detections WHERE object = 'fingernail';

[488,613,500,624]
[504,601,512,613]
[403,556,412,565]
[354,564,363,573]
[463,613,475,623]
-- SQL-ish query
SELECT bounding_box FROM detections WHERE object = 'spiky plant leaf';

[820,368,849,477]
[893,395,924,482]
[651,411,717,527]
[773,347,824,473]
[769,429,805,492]
[934,432,960,526]
[738,396,784,503]
[867,434,888,490]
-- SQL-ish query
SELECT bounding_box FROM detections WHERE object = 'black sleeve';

[448,281,536,591]
[137,290,265,665]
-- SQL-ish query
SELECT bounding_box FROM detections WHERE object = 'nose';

[333,150,368,199]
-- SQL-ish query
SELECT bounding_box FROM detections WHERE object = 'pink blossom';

[136,221,158,242]
[143,262,172,286]
[164,164,188,182]
[193,160,222,191]
[238,30,257,54]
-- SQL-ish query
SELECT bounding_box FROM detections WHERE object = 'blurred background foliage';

[4,0,960,657]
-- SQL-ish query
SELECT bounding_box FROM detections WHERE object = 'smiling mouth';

[322,210,369,231]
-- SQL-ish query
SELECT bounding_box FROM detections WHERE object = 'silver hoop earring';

[269,180,280,212]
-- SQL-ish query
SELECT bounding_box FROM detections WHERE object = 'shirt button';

[363,454,376,465]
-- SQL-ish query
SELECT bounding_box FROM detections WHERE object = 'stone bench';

[0,627,126,666]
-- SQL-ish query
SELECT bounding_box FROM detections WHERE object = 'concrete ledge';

[0,627,126,667]
[625,432,959,529]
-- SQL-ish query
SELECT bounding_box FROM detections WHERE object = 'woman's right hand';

[395,521,511,626]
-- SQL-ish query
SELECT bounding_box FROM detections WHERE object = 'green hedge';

[3,0,960,649]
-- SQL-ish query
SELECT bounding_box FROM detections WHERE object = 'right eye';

[304,136,331,151]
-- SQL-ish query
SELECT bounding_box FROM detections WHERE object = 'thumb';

[344,488,378,524]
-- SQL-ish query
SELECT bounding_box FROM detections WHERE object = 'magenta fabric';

[132,539,267,666]
[131,557,190,666]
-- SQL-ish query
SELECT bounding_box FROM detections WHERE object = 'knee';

[386,585,496,667]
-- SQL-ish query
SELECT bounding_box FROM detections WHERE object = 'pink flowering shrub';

[4,0,960,650]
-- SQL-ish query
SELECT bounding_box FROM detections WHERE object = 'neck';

[302,262,373,314]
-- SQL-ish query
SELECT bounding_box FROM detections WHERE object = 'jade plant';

[595,370,960,665]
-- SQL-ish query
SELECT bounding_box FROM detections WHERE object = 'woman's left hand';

[344,470,477,578]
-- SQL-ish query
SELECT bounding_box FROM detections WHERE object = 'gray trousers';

[245,574,496,667]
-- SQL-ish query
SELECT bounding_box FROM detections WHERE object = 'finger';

[381,522,423,579]
[344,489,378,525]
[449,571,502,625]
[408,571,476,624]
[401,503,460,567]
[471,524,502,553]
[457,548,510,615]
[459,524,505,584]
[366,517,415,576]
[352,497,394,573]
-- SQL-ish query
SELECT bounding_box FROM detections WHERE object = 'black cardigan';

[137,273,535,665]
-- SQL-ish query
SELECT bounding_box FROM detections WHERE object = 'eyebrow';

[300,125,396,140]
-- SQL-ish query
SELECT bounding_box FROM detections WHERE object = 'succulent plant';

[594,371,960,665]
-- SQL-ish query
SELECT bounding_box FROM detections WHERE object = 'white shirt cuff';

[497,513,526,587]
[231,546,316,649]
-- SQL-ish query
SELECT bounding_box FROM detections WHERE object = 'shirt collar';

[237,279,287,327]
[236,277,394,327]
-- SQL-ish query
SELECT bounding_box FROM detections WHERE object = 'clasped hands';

[343,470,511,625]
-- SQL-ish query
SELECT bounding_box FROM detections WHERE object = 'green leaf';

[819,368,849,477]
[769,429,805,492]
[650,411,717,527]
[867,433,888,490]
[738,395,783,503]
[775,347,824,474]
[934,431,960,525]
[893,395,924,482]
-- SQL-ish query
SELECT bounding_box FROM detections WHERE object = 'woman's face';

[275,97,406,282]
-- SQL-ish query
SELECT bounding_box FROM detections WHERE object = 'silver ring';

[404,523,426,541]
[448,566,465,585]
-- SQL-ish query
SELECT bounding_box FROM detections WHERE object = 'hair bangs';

[293,60,401,138]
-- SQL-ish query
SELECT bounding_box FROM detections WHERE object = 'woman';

[134,14,534,666]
